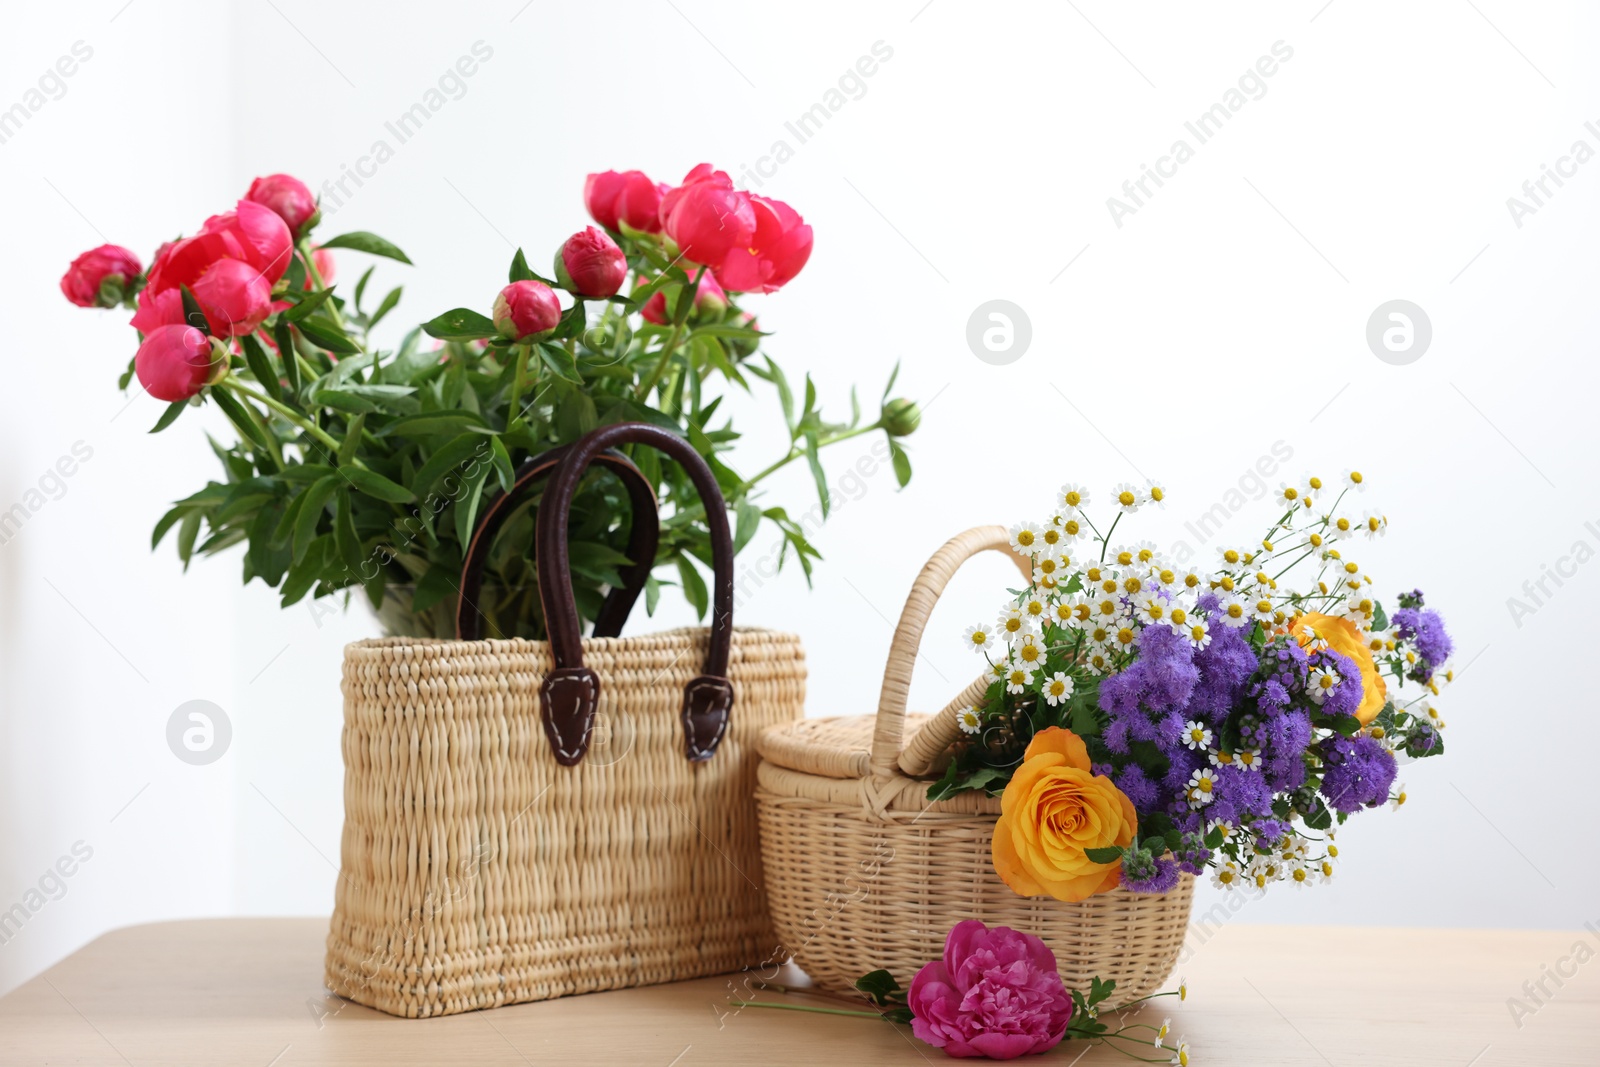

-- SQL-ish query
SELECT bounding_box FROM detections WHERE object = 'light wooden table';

[0,919,1593,1065]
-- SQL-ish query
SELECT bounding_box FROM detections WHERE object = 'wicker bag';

[327,423,805,1017]
[756,526,1192,1005]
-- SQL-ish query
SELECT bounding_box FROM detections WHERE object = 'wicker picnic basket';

[326,423,805,1017]
[755,526,1192,1006]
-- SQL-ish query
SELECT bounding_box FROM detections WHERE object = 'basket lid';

[758,713,933,780]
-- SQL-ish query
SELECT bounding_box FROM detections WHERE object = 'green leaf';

[311,388,378,415]
[210,388,274,456]
[338,412,365,467]
[422,308,497,341]
[509,247,536,283]
[279,464,337,483]
[378,412,490,438]
[411,563,459,613]
[413,434,492,501]
[295,316,361,354]
[151,505,187,550]
[353,265,375,310]
[888,439,912,488]
[1086,976,1117,1007]
[489,436,514,493]
[178,285,208,331]
[294,475,339,563]
[319,231,413,265]
[1204,826,1224,850]
[334,489,363,573]
[881,359,901,403]
[1084,846,1125,864]
[344,466,415,503]
[853,969,904,1006]
[452,462,492,546]
[537,342,582,383]
[176,510,202,569]
[644,575,661,616]
[733,500,762,555]
[282,286,335,324]
[239,334,281,401]
[676,554,709,620]
[369,286,402,328]
[149,400,188,434]
[274,320,300,396]
[802,433,829,519]
[766,356,795,429]
[1371,599,1389,631]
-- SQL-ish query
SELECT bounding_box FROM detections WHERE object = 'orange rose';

[990,727,1137,903]
[1289,612,1387,725]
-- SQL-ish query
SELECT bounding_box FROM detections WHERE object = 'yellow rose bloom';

[991,727,1137,902]
[1289,612,1387,725]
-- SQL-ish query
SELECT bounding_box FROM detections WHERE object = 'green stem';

[741,424,877,491]
[505,344,531,430]
[1098,512,1123,563]
[727,1000,887,1019]
[297,239,352,337]
[224,380,342,453]
[633,320,686,402]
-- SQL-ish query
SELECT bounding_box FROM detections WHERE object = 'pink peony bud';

[135,324,216,402]
[61,244,144,308]
[190,258,274,337]
[245,173,320,237]
[907,920,1074,1060]
[492,280,562,342]
[584,169,666,233]
[556,226,628,298]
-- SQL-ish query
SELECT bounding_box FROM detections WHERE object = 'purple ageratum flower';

[1188,611,1258,725]
[1308,648,1363,720]
[908,920,1073,1060]
[1392,606,1454,682]
[1097,623,1200,723]
[1321,735,1399,813]
[1121,854,1181,894]
[1115,763,1161,812]
[1211,764,1275,824]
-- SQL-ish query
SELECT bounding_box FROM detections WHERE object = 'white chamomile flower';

[1317,857,1336,881]
[1091,592,1124,621]
[1086,623,1115,647]
[1247,570,1274,595]
[1286,859,1315,889]
[1134,592,1171,627]
[962,623,995,653]
[1307,666,1340,704]
[1186,768,1218,807]
[1033,554,1066,587]
[1109,544,1137,569]
[1054,512,1089,541]
[1343,468,1366,492]
[1155,1018,1170,1048]
[1131,539,1162,567]
[1208,748,1235,769]
[1327,514,1355,540]
[1082,649,1112,675]
[1054,594,1092,629]
[1182,720,1213,751]
[955,705,982,735]
[1301,472,1324,499]
[1274,482,1301,508]
[1013,633,1047,670]
[1361,509,1387,540]
[1251,596,1277,624]
[1111,624,1139,652]
[1037,522,1068,555]
[1009,521,1044,557]
[1004,666,1035,694]
[996,607,1032,644]
[1111,481,1144,513]
[1057,482,1090,514]
[1177,978,1188,1002]
[989,659,1009,681]
[1211,861,1243,891]
[1390,783,1408,810]
[1249,855,1283,886]
[1142,479,1168,510]
[1169,1040,1191,1067]
[1181,618,1212,651]
[1216,546,1245,570]
[1042,671,1075,707]
[1233,748,1263,772]
[1019,591,1050,624]
[1166,602,1190,630]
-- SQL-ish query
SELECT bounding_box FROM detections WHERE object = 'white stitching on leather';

[545,672,597,761]
[683,676,731,759]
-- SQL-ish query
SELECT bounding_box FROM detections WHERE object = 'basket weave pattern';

[326,628,804,1017]
[754,528,1194,1005]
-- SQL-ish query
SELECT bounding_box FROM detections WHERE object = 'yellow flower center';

[1118,490,1136,506]
[1063,519,1082,535]
[1150,487,1164,502]
[1223,550,1240,564]
[1005,618,1022,633]
[1226,604,1244,619]
[1170,607,1188,625]
[1018,530,1035,546]
[1349,471,1363,484]
[971,632,987,645]
[1123,577,1143,594]
[1116,551,1134,566]
[1064,491,1082,507]
[1283,486,1298,500]
[1189,625,1206,641]
[1116,628,1136,646]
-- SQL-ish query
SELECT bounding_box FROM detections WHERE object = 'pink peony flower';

[907,920,1073,1060]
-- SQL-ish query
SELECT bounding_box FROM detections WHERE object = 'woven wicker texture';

[327,627,804,1018]
[756,527,1193,1006]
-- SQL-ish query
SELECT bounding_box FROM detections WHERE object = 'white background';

[2,0,1597,996]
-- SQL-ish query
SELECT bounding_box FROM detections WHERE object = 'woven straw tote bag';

[755,526,1192,1006]
[327,423,805,1017]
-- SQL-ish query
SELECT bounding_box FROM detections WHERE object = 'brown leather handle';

[455,446,658,642]
[536,422,736,766]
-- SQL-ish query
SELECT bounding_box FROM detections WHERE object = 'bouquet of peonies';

[60,166,919,638]
[934,473,1453,902]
